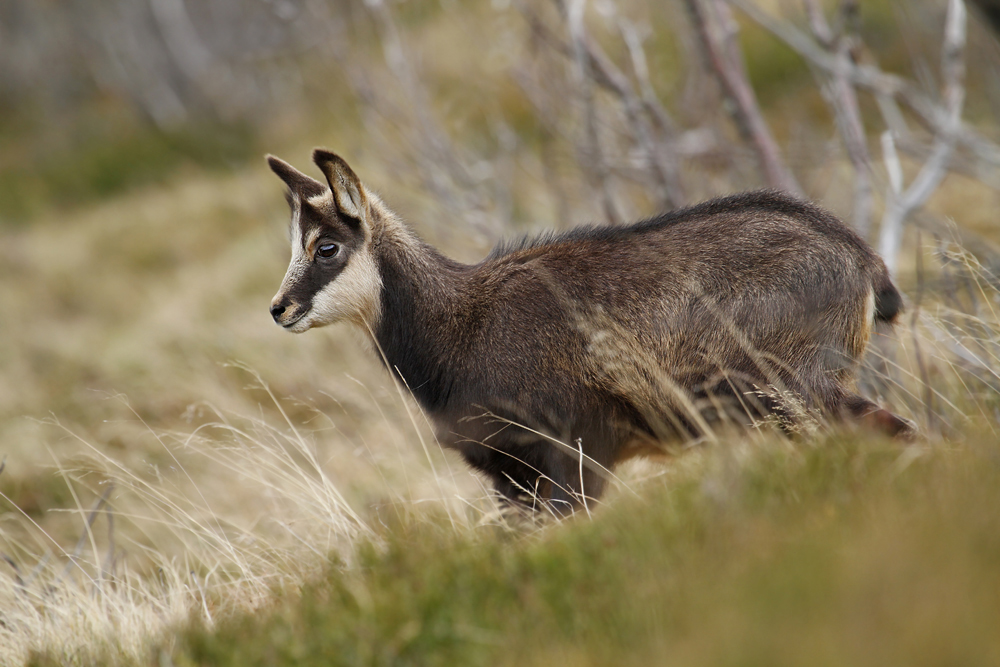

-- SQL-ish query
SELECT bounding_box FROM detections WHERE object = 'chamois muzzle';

[269,295,306,329]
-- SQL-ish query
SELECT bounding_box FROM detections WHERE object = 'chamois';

[267,149,912,514]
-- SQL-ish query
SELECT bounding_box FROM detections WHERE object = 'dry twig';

[54,483,116,586]
[520,1,688,212]
[729,0,998,172]
[685,0,802,195]
[877,0,967,275]
[803,0,874,237]
[728,0,971,274]
[564,0,623,225]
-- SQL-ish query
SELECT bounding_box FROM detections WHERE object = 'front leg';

[448,417,619,518]
[453,439,551,512]
[490,450,547,513]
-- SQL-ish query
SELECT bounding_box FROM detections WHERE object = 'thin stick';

[878,0,966,275]
[910,233,937,433]
[729,0,991,238]
[804,0,874,237]
[685,0,802,194]
[564,0,623,225]
[55,484,115,586]
[619,18,687,208]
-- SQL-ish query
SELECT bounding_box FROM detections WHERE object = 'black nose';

[270,304,286,321]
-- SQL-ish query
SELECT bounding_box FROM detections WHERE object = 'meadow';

[2,0,1000,664]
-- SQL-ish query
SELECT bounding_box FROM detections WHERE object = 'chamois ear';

[312,149,367,224]
[266,154,326,199]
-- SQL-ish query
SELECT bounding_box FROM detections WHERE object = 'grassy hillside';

[24,430,1000,667]
[175,432,1000,667]
[3,0,1000,664]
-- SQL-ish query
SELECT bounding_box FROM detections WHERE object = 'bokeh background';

[2,0,1000,664]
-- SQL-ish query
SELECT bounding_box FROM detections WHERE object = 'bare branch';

[54,483,116,586]
[564,0,623,225]
[805,0,874,236]
[881,131,904,197]
[729,0,1000,178]
[571,14,686,209]
[618,20,678,139]
[878,0,967,275]
[802,0,834,47]
[359,0,503,241]
[684,0,802,195]
[519,3,687,209]
[619,19,687,207]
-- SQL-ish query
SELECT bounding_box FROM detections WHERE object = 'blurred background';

[1,0,1000,661]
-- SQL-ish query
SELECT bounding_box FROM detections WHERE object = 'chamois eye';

[317,243,339,259]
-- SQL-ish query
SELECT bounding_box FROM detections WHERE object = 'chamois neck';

[369,217,468,412]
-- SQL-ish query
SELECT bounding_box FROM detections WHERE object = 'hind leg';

[833,393,916,440]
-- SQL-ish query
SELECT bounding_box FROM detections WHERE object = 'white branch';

[804,0,874,237]
[728,0,995,176]
[878,0,966,276]
[687,0,802,195]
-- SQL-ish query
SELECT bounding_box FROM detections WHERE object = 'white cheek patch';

[274,189,383,333]
[301,245,383,330]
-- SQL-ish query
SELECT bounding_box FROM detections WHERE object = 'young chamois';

[267,149,913,514]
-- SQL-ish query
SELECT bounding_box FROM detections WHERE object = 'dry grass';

[0,165,491,664]
[2,0,1000,664]
[1,172,997,663]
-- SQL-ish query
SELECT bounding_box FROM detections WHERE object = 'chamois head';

[267,150,382,333]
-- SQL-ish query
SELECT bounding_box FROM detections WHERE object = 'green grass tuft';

[37,432,990,667]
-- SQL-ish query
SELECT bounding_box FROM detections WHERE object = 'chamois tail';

[873,269,903,324]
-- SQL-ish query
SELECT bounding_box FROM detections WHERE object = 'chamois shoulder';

[486,190,853,261]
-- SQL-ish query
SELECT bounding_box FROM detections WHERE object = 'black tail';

[873,271,903,324]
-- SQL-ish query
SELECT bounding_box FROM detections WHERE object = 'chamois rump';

[267,149,912,514]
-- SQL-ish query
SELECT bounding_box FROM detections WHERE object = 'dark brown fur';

[269,150,913,515]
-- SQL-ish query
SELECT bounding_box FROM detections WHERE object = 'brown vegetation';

[1,0,999,663]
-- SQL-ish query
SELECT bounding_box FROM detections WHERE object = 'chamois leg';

[830,392,916,440]
[544,441,610,517]
[480,442,551,514]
